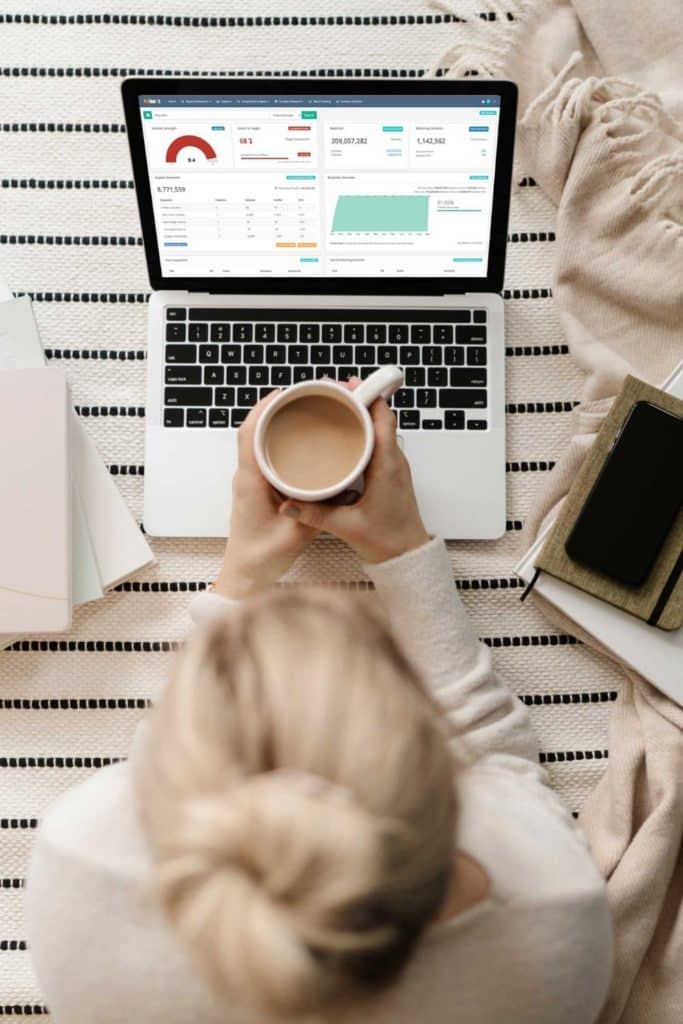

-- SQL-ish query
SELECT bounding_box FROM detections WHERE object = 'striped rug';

[0,1,624,1014]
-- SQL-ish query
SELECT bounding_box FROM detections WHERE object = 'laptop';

[122,78,517,538]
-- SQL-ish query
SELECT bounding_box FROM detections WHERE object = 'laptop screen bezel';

[121,77,517,295]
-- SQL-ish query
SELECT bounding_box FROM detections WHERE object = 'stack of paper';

[0,287,154,643]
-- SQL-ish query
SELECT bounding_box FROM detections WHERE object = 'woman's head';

[135,589,457,1018]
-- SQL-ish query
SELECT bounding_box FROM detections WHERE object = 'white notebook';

[516,361,683,707]
[0,294,154,603]
[0,367,72,633]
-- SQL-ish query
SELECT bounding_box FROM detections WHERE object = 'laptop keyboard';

[162,308,488,431]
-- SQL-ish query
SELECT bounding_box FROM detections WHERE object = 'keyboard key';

[411,324,430,344]
[355,346,375,365]
[166,345,197,364]
[278,323,297,343]
[450,368,487,387]
[209,409,230,428]
[225,366,247,385]
[400,346,420,365]
[473,310,487,324]
[433,325,453,344]
[345,324,364,343]
[367,324,386,344]
[189,308,232,321]
[389,324,409,344]
[221,344,241,363]
[399,410,420,429]
[199,344,219,363]
[423,347,443,366]
[311,345,331,364]
[165,387,212,406]
[288,345,308,364]
[315,366,335,380]
[294,366,314,383]
[232,408,249,427]
[204,366,224,386]
[344,366,359,380]
[322,324,342,343]
[166,307,186,321]
[237,387,257,407]
[457,325,487,345]
[360,366,379,379]
[164,408,184,427]
[244,345,264,364]
[210,323,230,343]
[417,389,437,408]
[439,390,487,409]
[450,310,472,322]
[444,347,465,366]
[266,344,286,364]
[468,419,488,429]
[445,410,465,430]
[165,322,186,342]
[188,323,208,342]
[186,408,207,427]
[216,388,236,406]
[255,323,274,342]
[394,388,415,408]
[428,368,448,387]
[165,366,201,385]
[405,367,425,387]
[467,347,487,366]
[259,387,276,400]
[333,345,353,364]
[422,419,443,429]
[234,323,253,342]
[249,366,269,386]
[272,366,292,386]
[377,346,398,365]
[300,323,319,343]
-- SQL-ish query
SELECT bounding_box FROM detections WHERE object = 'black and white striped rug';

[0,1,624,1014]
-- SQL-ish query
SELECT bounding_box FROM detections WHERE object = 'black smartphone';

[565,401,683,586]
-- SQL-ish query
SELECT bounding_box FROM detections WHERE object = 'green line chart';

[331,194,429,233]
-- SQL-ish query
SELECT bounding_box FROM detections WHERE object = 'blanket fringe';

[427,0,550,78]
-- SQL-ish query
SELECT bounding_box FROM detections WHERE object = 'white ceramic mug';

[253,365,404,502]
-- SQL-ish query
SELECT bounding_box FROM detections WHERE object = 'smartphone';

[565,401,683,586]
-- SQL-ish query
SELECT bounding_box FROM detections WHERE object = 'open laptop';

[122,78,517,538]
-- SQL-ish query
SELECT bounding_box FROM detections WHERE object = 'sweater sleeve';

[189,588,242,625]
[365,538,539,764]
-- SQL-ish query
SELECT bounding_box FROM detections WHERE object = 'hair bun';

[159,772,390,1017]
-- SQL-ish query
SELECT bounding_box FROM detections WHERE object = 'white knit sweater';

[25,539,613,1024]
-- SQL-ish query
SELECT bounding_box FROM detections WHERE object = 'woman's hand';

[278,388,430,564]
[215,393,319,599]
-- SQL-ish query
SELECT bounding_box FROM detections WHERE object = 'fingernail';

[281,504,300,520]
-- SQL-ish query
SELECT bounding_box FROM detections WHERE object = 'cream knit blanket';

[432,1,683,1020]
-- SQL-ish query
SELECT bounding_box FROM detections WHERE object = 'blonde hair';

[135,588,457,1019]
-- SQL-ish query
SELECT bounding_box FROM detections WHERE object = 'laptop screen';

[137,93,501,282]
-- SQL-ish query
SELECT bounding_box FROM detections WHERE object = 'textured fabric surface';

[0,1,625,1015]
[437,2,683,1020]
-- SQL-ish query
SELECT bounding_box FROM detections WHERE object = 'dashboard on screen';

[138,93,501,280]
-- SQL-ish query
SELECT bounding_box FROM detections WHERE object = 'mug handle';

[353,365,404,408]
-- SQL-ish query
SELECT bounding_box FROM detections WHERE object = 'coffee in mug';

[265,395,366,491]
[253,366,404,503]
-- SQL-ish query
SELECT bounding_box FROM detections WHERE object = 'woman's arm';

[279,393,537,765]
[365,538,538,764]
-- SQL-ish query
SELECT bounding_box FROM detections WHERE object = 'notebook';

[516,361,683,706]
[0,293,154,602]
[0,368,71,633]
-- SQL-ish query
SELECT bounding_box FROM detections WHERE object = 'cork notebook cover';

[536,376,683,631]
